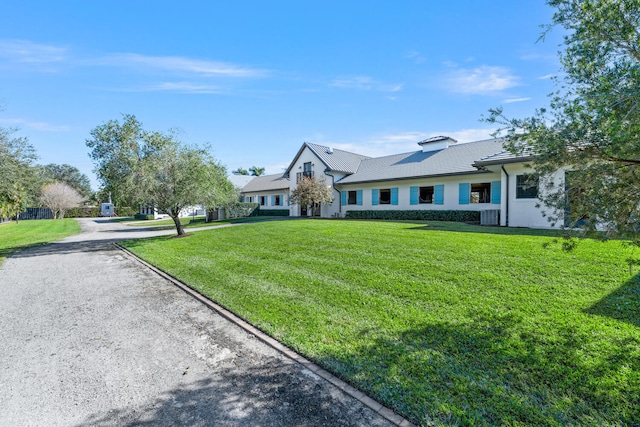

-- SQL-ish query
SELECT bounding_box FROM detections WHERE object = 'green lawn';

[0,219,81,264]
[124,215,287,230]
[121,219,640,426]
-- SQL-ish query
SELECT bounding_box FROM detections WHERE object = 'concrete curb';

[115,242,416,427]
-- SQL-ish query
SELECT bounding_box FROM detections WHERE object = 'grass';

[0,219,81,264]
[123,215,287,230]
[121,219,640,426]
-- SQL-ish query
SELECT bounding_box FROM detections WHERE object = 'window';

[347,190,357,205]
[274,195,281,206]
[419,186,434,204]
[379,188,391,204]
[470,183,491,204]
[516,174,538,199]
[259,196,266,206]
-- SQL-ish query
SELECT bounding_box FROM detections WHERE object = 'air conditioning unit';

[480,209,500,226]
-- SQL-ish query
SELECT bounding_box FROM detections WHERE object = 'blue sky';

[0,1,563,190]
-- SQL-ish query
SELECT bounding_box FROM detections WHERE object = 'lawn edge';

[114,242,417,427]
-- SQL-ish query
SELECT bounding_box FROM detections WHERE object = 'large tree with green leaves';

[486,0,640,243]
[0,125,40,221]
[87,115,235,236]
[41,164,93,198]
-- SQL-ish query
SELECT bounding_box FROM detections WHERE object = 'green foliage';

[485,0,640,244]
[65,206,101,218]
[345,209,480,222]
[0,218,80,264]
[86,114,236,236]
[249,166,265,176]
[232,167,250,175]
[134,214,155,220]
[257,209,289,217]
[41,163,93,198]
[223,202,259,218]
[123,220,640,426]
[116,206,136,217]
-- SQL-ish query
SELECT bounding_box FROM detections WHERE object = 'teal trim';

[287,194,290,206]
[372,189,379,205]
[391,187,399,205]
[410,186,418,205]
[434,184,444,205]
[356,190,363,206]
[271,195,275,206]
[459,183,470,205]
[491,181,501,204]
[342,191,347,205]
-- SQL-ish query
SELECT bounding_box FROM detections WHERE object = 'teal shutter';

[434,185,444,205]
[410,186,419,205]
[271,195,275,206]
[287,194,290,206]
[391,187,399,205]
[459,183,470,204]
[356,190,363,206]
[341,191,347,205]
[491,181,501,204]
[372,189,379,205]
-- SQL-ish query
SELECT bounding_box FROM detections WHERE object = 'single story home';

[240,136,562,228]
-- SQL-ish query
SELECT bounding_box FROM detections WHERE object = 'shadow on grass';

[405,222,563,238]
[585,274,640,327]
[316,311,640,426]
[73,360,389,427]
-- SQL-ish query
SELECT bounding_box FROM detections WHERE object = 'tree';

[86,114,149,208]
[42,164,93,198]
[40,182,84,219]
[289,176,334,216]
[0,124,40,221]
[249,166,265,176]
[232,167,249,175]
[485,0,640,244]
[87,115,235,236]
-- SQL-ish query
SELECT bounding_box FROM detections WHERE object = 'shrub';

[134,214,155,220]
[345,210,480,222]
[258,209,289,217]
[65,207,101,218]
[117,206,136,217]
[224,202,260,219]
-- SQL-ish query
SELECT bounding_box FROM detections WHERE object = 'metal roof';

[337,138,506,185]
[284,142,370,175]
[472,148,534,166]
[242,174,290,192]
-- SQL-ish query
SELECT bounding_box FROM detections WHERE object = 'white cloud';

[132,82,226,94]
[97,53,267,78]
[330,75,403,92]
[538,73,556,80]
[502,97,532,104]
[0,117,70,132]
[0,39,67,63]
[446,65,520,94]
[406,50,426,63]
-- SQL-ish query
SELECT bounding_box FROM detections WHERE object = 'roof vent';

[417,135,457,152]
[327,147,333,154]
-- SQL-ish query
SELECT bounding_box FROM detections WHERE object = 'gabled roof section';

[472,148,534,167]
[241,173,290,193]
[284,142,370,175]
[337,138,505,185]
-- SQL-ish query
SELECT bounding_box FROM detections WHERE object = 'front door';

[301,205,308,216]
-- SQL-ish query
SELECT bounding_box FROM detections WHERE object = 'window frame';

[470,182,491,204]
[516,174,539,199]
[379,188,391,205]
[419,186,434,204]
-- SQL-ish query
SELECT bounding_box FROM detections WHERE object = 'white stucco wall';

[498,164,564,229]
[288,147,341,217]
[337,173,502,213]
[244,190,289,210]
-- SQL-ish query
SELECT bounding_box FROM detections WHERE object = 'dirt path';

[0,218,396,427]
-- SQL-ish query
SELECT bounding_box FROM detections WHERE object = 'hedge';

[345,210,480,222]
[258,209,290,217]
[134,214,155,220]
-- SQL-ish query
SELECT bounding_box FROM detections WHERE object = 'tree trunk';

[171,214,185,236]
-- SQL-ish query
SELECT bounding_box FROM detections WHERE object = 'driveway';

[0,218,397,427]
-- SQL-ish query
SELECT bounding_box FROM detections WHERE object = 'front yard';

[0,219,81,265]
[121,219,640,426]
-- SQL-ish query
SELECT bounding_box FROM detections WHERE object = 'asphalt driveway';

[0,218,398,427]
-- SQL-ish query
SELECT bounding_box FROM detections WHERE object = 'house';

[240,136,559,228]
[241,173,290,212]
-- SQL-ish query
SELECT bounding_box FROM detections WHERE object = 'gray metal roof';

[285,142,370,175]
[242,174,290,193]
[473,149,534,166]
[337,138,506,185]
